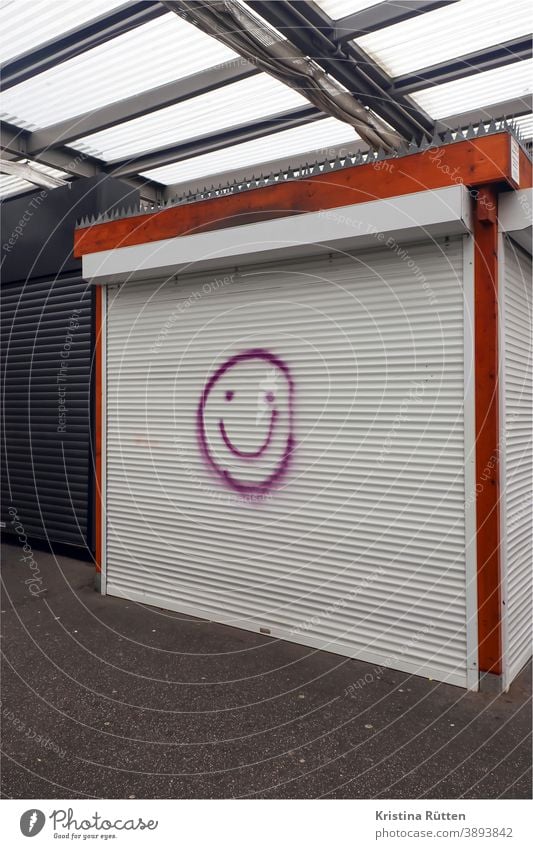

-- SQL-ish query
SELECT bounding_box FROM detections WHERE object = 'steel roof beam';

[108,104,325,177]
[1,120,97,173]
[1,1,166,90]
[393,38,533,94]
[333,0,449,42]
[248,0,432,140]
[0,120,164,201]
[28,60,259,154]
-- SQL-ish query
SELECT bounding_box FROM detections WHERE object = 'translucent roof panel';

[71,74,309,162]
[412,60,533,119]
[514,113,533,140]
[0,13,238,129]
[0,161,69,199]
[316,1,379,19]
[141,116,360,186]
[0,173,43,199]
[356,0,533,78]
[0,0,128,63]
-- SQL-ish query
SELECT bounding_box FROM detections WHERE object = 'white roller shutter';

[105,239,470,686]
[501,239,533,685]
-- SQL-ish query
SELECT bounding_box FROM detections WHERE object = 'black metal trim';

[87,285,97,556]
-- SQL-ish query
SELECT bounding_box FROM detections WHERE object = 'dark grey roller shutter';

[1,274,93,548]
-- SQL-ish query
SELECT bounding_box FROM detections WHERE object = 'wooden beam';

[75,132,522,257]
[473,185,501,674]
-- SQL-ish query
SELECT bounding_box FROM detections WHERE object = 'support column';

[473,184,502,683]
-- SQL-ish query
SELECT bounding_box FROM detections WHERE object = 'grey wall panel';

[1,176,141,285]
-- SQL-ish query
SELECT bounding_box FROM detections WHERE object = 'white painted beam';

[82,185,473,284]
[499,189,533,255]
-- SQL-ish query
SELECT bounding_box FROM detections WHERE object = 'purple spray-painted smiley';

[197,348,295,494]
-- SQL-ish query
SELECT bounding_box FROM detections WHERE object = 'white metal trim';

[463,233,479,691]
[106,583,469,688]
[82,185,473,285]
[498,189,533,257]
[498,231,510,690]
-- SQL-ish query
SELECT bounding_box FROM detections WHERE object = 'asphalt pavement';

[1,541,531,799]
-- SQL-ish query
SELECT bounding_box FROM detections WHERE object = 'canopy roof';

[1,0,531,201]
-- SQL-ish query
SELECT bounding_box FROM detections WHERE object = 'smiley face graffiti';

[197,349,295,494]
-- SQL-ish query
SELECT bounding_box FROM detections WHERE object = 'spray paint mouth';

[219,409,277,458]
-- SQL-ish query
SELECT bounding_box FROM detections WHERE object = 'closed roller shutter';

[106,239,469,685]
[1,275,92,548]
[502,239,533,683]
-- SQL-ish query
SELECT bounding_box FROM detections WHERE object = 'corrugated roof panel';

[356,0,533,77]
[412,60,533,119]
[316,1,379,19]
[514,113,533,139]
[71,74,309,162]
[0,13,238,129]
[0,174,36,199]
[0,0,127,63]
[141,116,359,186]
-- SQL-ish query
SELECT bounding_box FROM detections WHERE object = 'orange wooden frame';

[83,131,532,680]
[75,133,530,258]
[473,185,502,674]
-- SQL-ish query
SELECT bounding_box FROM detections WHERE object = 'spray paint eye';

[225,390,234,401]
[265,391,275,403]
